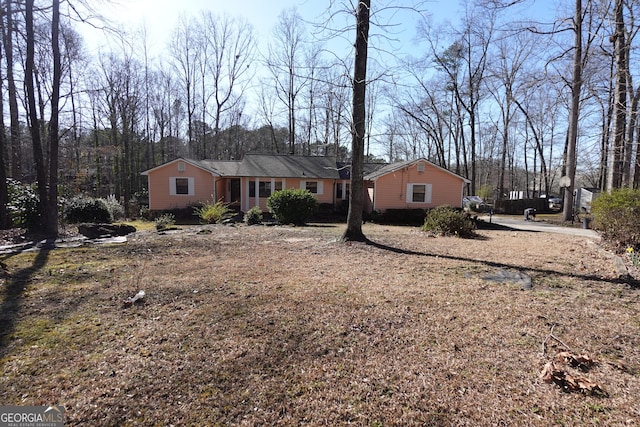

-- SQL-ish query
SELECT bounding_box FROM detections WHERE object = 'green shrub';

[7,178,41,230]
[194,200,233,224]
[64,196,113,224]
[421,205,476,238]
[591,188,640,249]
[139,205,150,220]
[154,213,176,230]
[101,195,125,221]
[244,206,263,225]
[267,188,318,225]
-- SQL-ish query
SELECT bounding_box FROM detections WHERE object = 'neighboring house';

[363,159,470,212]
[141,155,469,213]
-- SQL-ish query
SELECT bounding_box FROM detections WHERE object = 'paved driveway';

[478,215,600,239]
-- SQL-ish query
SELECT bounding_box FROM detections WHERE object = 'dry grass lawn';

[1,222,639,426]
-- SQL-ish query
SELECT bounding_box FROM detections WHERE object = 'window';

[412,185,426,202]
[275,181,283,191]
[306,181,318,194]
[176,178,189,194]
[259,181,271,197]
[302,181,323,195]
[336,183,350,199]
[178,161,185,172]
[249,181,256,197]
[406,183,432,203]
[169,177,194,196]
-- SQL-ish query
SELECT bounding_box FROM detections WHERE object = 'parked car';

[542,194,563,211]
[463,196,490,212]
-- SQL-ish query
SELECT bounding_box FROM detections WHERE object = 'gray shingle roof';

[196,159,241,176]
[236,154,341,179]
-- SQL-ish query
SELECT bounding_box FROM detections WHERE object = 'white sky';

[79,0,561,60]
[80,0,464,57]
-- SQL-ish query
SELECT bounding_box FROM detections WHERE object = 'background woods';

[2,0,640,231]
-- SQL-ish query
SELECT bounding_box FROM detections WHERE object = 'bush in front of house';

[591,188,640,249]
[267,189,318,225]
[421,205,476,238]
[194,200,233,224]
[65,195,113,224]
[244,206,263,225]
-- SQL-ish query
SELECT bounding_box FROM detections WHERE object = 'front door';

[230,179,241,203]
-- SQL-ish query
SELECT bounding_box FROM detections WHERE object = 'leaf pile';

[540,351,608,396]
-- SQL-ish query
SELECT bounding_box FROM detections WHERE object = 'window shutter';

[300,181,306,190]
[169,178,177,195]
[317,181,324,195]
[425,184,432,203]
[188,177,195,196]
[406,184,412,203]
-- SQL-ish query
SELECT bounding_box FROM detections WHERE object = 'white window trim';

[301,180,323,195]
[406,183,432,203]
[169,176,195,196]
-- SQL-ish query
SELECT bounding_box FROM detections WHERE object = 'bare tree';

[170,15,199,157]
[0,29,8,229]
[46,0,62,235]
[266,7,308,155]
[342,0,370,242]
[25,0,49,231]
[2,0,22,179]
[608,0,627,190]
[203,12,256,159]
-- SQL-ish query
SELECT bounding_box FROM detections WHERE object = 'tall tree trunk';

[623,86,640,186]
[599,53,615,190]
[342,0,370,242]
[607,0,627,191]
[562,0,583,221]
[2,0,21,179]
[25,0,48,232]
[0,29,8,229]
[47,0,61,236]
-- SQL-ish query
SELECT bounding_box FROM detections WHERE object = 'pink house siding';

[215,179,227,204]
[371,162,465,211]
[240,177,338,212]
[143,156,467,216]
[145,160,216,210]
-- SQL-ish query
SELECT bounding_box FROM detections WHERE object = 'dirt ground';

[1,222,639,426]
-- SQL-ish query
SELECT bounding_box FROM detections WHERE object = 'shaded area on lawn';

[0,240,52,357]
[363,238,640,289]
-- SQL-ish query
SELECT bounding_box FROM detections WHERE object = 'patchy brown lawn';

[1,223,639,426]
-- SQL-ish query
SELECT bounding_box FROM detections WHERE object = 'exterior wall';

[240,177,338,212]
[371,162,464,211]
[147,161,216,210]
[215,178,229,205]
